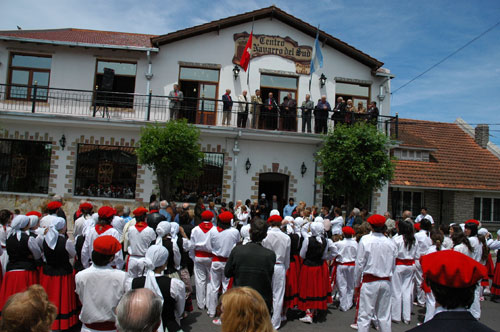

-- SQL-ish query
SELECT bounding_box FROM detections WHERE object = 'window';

[0,139,51,193]
[95,60,137,108]
[391,190,422,220]
[75,144,137,199]
[260,74,298,90]
[393,149,430,161]
[179,67,219,82]
[335,82,370,109]
[474,197,500,222]
[8,53,52,101]
[174,153,224,203]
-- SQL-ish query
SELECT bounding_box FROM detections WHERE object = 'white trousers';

[357,280,392,332]
[414,260,425,305]
[271,264,286,330]
[194,256,212,310]
[424,291,436,322]
[207,260,229,316]
[0,251,8,276]
[336,265,355,311]
[469,284,481,319]
[391,264,415,322]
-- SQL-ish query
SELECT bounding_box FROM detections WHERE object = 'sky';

[2,0,500,144]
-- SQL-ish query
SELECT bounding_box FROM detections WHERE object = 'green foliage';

[136,120,204,199]
[316,122,395,206]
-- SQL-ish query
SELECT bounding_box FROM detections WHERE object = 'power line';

[391,19,500,95]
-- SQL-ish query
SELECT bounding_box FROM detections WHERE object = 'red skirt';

[39,271,79,330]
[492,262,500,296]
[284,255,301,308]
[0,269,39,312]
[298,262,331,310]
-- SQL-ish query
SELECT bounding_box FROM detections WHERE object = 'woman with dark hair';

[464,220,482,319]
[391,219,418,324]
[422,229,446,322]
[439,224,453,249]
[453,232,474,258]
[194,198,205,226]
[414,218,432,307]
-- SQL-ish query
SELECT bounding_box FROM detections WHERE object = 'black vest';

[43,236,73,276]
[162,238,177,275]
[73,235,85,272]
[6,233,36,271]
[304,236,327,266]
[177,236,188,269]
[132,276,180,332]
[289,234,300,261]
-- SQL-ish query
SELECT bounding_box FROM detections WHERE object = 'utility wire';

[391,19,500,95]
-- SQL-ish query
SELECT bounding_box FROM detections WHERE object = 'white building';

[0,6,394,215]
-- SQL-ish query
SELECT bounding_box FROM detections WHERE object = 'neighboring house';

[389,118,500,229]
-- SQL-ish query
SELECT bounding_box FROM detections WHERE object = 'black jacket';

[406,311,495,332]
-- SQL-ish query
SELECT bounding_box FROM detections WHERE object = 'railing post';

[395,113,399,139]
[93,85,98,117]
[31,81,38,113]
[146,89,152,121]
[199,94,205,125]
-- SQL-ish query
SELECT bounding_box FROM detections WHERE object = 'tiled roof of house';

[391,118,500,191]
[0,28,157,48]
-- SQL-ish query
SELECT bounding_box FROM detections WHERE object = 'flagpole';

[247,17,255,87]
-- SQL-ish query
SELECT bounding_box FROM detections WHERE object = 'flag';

[310,32,323,75]
[239,31,253,72]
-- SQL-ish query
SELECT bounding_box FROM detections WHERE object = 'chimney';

[475,124,489,149]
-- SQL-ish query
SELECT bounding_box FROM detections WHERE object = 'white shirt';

[190,222,214,254]
[75,265,130,327]
[487,239,500,250]
[121,218,136,250]
[74,215,94,238]
[331,216,344,235]
[468,236,482,263]
[415,230,432,256]
[112,216,126,239]
[443,236,453,250]
[81,226,124,269]
[334,238,358,263]
[209,227,240,258]
[415,214,434,224]
[236,212,250,225]
[127,224,156,256]
[354,232,397,287]
[0,226,10,247]
[454,243,474,258]
[392,234,418,260]
[263,227,291,269]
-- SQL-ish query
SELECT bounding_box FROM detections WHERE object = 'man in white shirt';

[355,214,397,332]
[464,220,483,319]
[237,90,249,128]
[76,235,130,332]
[207,211,240,320]
[263,214,291,330]
[330,207,344,237]
[334,226,358,312]
[126,207,157,278]
[415,207,434,224]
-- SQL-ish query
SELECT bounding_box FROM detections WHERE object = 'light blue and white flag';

[310,32,323,75]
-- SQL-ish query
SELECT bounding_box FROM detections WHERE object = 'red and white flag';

[239,31,253,72]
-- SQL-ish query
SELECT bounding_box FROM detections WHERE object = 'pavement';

[180,294,500,332]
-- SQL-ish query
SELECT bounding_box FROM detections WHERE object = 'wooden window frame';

[7,52,52,101]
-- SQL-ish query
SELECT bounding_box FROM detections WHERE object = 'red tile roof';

[0,28,157,48]
[391,118,500,191]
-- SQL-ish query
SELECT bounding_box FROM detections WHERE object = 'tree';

[316,122,394,209]
[136,120,204,201]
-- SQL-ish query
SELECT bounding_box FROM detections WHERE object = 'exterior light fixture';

[301,162,307,177]
[233,65,240,80]
[245,158,252,173]
[319,73,327,88]
[59,134,66,150]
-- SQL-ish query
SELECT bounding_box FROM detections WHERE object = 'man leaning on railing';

[168,84,183,120]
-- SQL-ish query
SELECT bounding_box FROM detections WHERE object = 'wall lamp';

[301,162,307,177]
[59,134,66,150]
[319,73,327,88]
[233,65,241,80]
[245,158,252,173]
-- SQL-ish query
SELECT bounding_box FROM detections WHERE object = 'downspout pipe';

[145,50,153,120]
[232,130,242,202]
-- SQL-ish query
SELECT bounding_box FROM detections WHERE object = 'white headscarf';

[497,229,500,238]
[170,222,179,238]
[39,214,58,229]
[284,216,294,235]
[310,222,325,244]
[478,228,488,236]
[155,221,171,245]
[28,215,39,229]
[240,225,250,245]
[9,215,30,241]
[44,217,66,250]
[314,216,324,223]
[270,209,280,217]
[294,217,304,235]
[143,245,169,332]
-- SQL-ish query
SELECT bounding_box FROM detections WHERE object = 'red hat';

[79,202,93,210]
[201,210,214,221]
[421,250,487,288]
[133,207,148,217]
[342,226,355,236]
[26,211,42,218]
[367,214,386,227]
[47,201,62,210]
[465,219,480,226]
[218,211,233,224]
[267,215,283,224]
[93,235,122,255]
[98,206,116,219]
[414,223,421,231]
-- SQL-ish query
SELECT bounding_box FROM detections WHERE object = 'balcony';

[0,83,398,137]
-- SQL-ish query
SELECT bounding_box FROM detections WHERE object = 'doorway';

[259,172,289,213]
[179,80,218,125]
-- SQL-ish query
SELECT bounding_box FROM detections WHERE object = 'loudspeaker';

[100,68,115,91]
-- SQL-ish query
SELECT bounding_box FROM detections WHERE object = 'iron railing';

[0,83,398,138]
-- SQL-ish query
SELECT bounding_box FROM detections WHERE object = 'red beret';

[47,201,62,210]
[218,211,233,224]
[201,210,214,221]
[342,226,355,236]
[465,219,480,226]
[79,202,93,210]
[98,206,116,219]
[421,250,487,288]
[414,223,421,231]
[93,235,122,255]
[133,207,148,217]
[26,211,42,218]
[267,215,283,224]
[367,214,386,227]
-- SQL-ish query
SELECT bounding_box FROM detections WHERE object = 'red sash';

[396,258,415,266]
[84,321,116,331]
[213,256,228,262]
[338,261,355,266]
[195,250,214,258]
[362,273,390,283]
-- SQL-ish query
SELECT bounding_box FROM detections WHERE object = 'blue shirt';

[159,209,172,222]
[283,204,297,217]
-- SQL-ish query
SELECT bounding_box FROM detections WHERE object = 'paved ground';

[180,295,500,332]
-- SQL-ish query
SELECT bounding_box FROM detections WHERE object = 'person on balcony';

[314,95,330,134]
[367,101,379,126]
[332,96,346,126]
[264,92,278,130]
[282,92,297,131]
[168,84,184,121]
[251,89,263,129]
[237,90,249,128]
[222,89,233,126]
[301,94,314,133]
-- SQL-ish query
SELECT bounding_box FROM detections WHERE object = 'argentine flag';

[310,33,323,75]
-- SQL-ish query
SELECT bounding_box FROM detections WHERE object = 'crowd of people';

[0,196,498,332]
